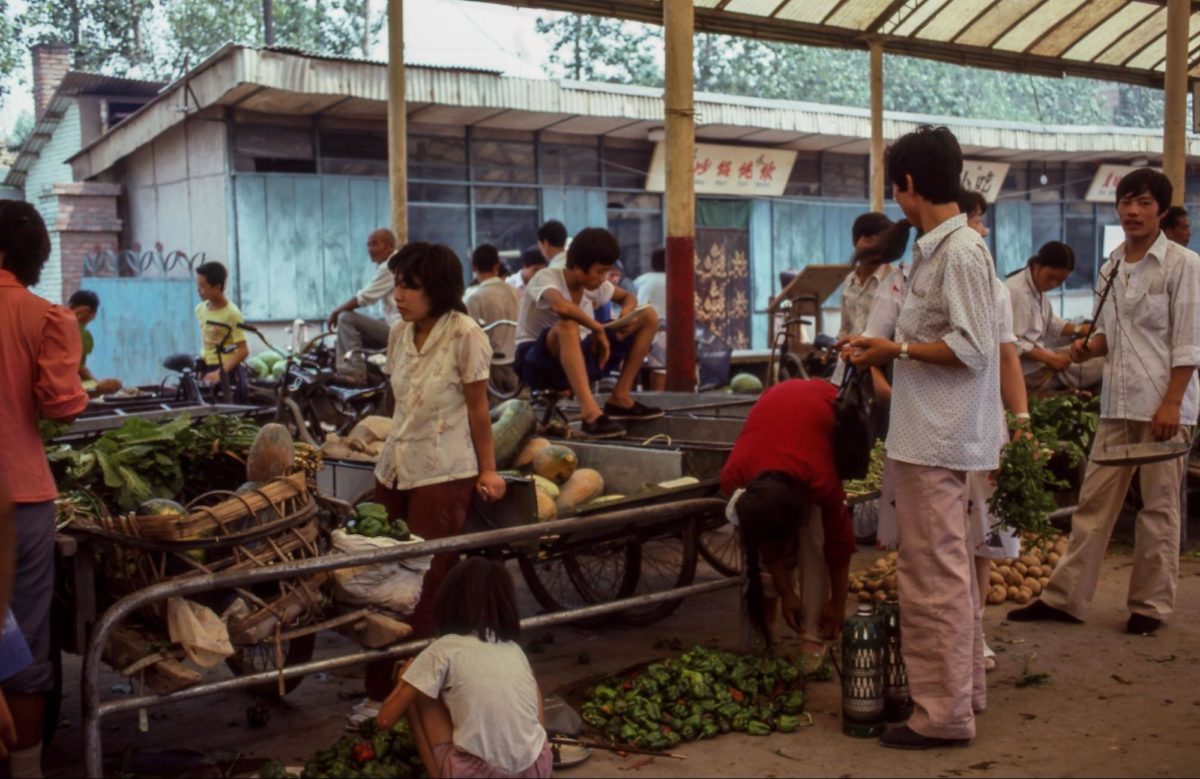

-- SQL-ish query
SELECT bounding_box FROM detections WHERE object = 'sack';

[329,529,432,616]
[832,364,876,480]
[167,597,235,669]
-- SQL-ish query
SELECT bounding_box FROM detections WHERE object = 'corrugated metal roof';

[67,44,1200,181]
[3,71,164,188]
[259,44,503,75]
[471,0,1200,89]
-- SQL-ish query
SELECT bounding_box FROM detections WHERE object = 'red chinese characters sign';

[646,143,798,197]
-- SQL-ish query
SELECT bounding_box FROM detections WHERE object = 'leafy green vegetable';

[843,440,886,497]
[989,435,1069,541]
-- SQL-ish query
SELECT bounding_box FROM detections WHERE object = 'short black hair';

[471,244,501,274]
[1162,205,1189,230]
[0,200,51,287]
[886,125,963,204]
[196,261,229,290]
[1116,168,1172,215]
[650,247,666,273]
[434,557,520,642]
[69,289,100,311]
[389,241,468,318]
[537,219,567,248]
[521,245,547,269]
[957,190,988,218]
[851,212,894,243]
[565,227,620,272]
[1029,240,1075,271]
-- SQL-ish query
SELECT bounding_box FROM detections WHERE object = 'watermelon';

[269,361,287,380]
[259,351,283,369]
[247,356,268,378]
[730,372,764,395]
[138,498,186,517]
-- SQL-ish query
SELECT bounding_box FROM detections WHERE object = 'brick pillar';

[54,182,122,301]
[32,43,72,120]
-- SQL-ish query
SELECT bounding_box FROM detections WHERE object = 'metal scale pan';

[1090,440,1192,466]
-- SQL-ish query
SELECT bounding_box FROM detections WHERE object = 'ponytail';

[854,219,913,266]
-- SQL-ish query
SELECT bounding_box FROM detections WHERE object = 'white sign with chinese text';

[645,143,798,197]
[1086,164,1161,203]
[960,160,1010,203]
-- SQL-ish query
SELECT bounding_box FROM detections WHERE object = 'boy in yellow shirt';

[195,262,249,400]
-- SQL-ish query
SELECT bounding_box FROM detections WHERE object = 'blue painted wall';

[86,277,200,387]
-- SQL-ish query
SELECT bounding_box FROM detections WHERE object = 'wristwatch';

[898,342,910,360]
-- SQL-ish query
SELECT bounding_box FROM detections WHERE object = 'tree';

[20,0,156,77]
[0,0,21,100]
[536,13,661,85]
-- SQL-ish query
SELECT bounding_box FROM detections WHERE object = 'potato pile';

[320,416,391,462]
[847,534,1069,607]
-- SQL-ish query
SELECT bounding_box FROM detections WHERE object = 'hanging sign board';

[646,142,797,197]
[960,160,1010,203]
[1086,164,1160,203]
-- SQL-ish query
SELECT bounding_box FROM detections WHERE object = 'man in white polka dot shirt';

[849,126,1004,751]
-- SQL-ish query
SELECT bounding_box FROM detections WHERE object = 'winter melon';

[246,423,295,482]
[531,475,560,500]
[491,400,537,469]
[138,498,187,517]
[556,468,605,513]
[514,437,552,469]
[535,490,558,522]
[730,372,764,395]
[532,445,578,485]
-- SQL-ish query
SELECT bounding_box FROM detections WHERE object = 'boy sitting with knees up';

[514,227,663,439]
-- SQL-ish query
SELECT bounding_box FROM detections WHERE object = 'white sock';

[9,742,43,779]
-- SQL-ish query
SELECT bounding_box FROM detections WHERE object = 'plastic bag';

[329,529,431,616]
[167,597,235,669]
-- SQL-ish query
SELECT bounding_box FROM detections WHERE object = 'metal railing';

[82,246,204,278]
[82,497,734,777]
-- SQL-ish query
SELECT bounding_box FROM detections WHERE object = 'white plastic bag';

[167,597,235,669]
[329,529,431,616]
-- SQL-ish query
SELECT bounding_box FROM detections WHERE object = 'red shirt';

[720,379,856,570]
[0,269,89,503]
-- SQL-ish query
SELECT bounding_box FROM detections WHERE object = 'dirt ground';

[46,542,1200,778]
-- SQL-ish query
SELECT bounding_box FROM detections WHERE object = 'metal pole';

[663,0,696,391]
[869,38,885,213]
[1163,0,1189,206]
[387,0,408,241]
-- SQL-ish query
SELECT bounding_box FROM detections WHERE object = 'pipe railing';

[82,497,731,777]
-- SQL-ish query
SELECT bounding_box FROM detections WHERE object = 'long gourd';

[491,400,537,469]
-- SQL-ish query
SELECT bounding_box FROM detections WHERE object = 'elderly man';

[327,228,398,385]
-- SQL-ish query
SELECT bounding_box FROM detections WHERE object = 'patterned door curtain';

[694,227,751,350]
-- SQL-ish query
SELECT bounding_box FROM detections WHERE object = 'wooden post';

[869,39,885,213]
[387,0,408,242]
[663,0,695,392]
[1163,0,1188,206]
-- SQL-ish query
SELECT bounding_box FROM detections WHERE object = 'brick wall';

[54,182,122,300]
[32,43,71,120]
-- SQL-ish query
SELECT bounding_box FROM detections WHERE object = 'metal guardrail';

[82,497,733,777]
[82,247,204,278]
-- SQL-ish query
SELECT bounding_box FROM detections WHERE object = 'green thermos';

[831,603,886,738]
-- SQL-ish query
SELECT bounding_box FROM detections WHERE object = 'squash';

[533,445,578,485]
[535,490,558,522]
[246,423,295,482]
[730,372,764,395]
[492,400,537,469]
[555,468,604,513]
[531,475,560,500]
[515,437,552,469]
[582,494,625,509]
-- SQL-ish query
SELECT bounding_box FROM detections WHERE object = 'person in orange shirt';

[0,201,89,778]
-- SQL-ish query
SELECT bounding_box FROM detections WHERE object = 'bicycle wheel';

[226,633,317,697]
[698,516,744,577]
[517,540,639,616]
[617,516,699,626]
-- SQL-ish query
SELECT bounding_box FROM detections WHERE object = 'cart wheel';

[225,633,317,697]
[698,515,743,577]
[618,516,700,626]
[517,541,640,618]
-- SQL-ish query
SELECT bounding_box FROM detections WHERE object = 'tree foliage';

[535,13,661,85]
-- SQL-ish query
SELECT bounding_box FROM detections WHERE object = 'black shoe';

[879,726,970,750]
[1126,613,1163,635]
[602,399,665,421]
[579,414,625,439]
[1006,600,1083,624]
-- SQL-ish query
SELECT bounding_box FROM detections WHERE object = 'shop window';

[409,183,468,205]
[1031,201,1063,260]
[471,136,536,183]
[1063,204,1097,291]
[820,154,866,200]
[409,135,468,181]
[607,210,664,278]
[540,142,601,187]
[603,141,654,189]
[997,165,1028,202]
[1029,164,1064,203]
[1065,164,1096,201]
[474,186,538,207]
[322,158,387,176]
[474,208,539,254]
[409,204,470,267]
[234,124,315,173]
[784,152,820,197]
[607,192,661,211]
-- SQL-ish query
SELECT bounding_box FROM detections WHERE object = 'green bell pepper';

[747,720,771,736]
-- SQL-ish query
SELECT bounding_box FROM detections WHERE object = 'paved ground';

[46,542,1200,778]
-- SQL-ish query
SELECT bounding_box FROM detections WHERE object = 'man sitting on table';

[514,227,662,439]
[466,243,521,394]
[326,228,398,385]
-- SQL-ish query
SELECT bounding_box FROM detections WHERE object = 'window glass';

[997,165,1028,202]
[540,142,601,187]
[471,138,536,183]
[236,125,313,159]
[474,186,538,207]
[1029,165,1064,203]
[607,192,661,211]
[320,130,387,160]
[474,208,539,253]
[784,152,820,197]
[820,154,866,200]
[603,141,654,189]
[409,183,469,205]
[1064,205,1097,291]
[321,158,387,176]
[409,205,470,269]
[409,135,467,181]
[607,210,664,278]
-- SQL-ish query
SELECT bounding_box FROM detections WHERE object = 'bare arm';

[999,343,1029,417]
[464,380,505,501]
[327,296,360,329]
[847,337,966,369]
[542,288,604,336]
[1150,365,1196,441]
[609,285,637,318]
[376,660,421,728]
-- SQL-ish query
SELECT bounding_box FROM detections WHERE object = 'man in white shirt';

[849,126,1003,751]
[635,248,668,390]
[506,245,547,294]
[466,244,521,393]
[1010,168,1200,637]
[539,220,569,269]
[327,228,397,385]
[515,228,662,438]
[1161,205,1190,247]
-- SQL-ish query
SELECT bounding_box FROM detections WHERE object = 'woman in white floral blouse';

[359,242,506,716]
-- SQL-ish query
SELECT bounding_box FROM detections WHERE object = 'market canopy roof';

[471,0,1200,89]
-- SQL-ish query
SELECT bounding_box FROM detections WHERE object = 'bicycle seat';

[813,333,838,351]
[327,383,385,403]
[163,353,199,373]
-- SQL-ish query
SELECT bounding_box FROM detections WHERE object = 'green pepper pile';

[581,645,807,750]
[345,503,412,541]
[258,719,428,779]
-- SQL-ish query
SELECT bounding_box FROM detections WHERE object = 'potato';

[848,579,863,593]
[1019,554,1039,568]
[1047,552,1060,566]
[873,590,888,602]
[1039,576,1051,589]
[1026,565,1044,578]
[1005,571,1024,587]
[864,578,882,593]
[858,591,873,603]
[1014,587,1032,604]
[1023,577,1042,595]
[986,585,1008,605]
[1014,562,1029,576]
[873,558,892,571]
[883,574,898,591]
[996,565,1012,576]
[1007,586,1020,600]
[989,571,1004,586]
[887,551,899,563]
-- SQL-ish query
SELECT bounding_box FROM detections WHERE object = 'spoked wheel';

[226,633,317,697]
[517,539,640,621]
[618,516,700,626]
[698,515,743,577]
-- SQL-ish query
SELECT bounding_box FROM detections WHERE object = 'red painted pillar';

[663,0,695,392]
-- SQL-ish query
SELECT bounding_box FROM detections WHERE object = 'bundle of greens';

[1028,393,1100,464]
[258,719,427,779]
[345,503,411,542]
[581,645,808,751]
[179,414,261,459]
[843,440,886,498]
[988,435,1069,541]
